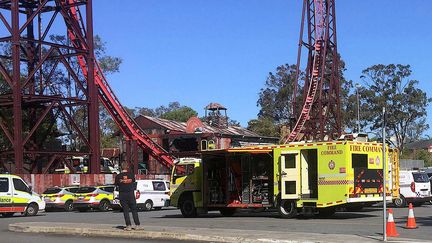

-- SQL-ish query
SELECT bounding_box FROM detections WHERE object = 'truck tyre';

[144,200,153,211]
[99,200,110,212]
[393,196,406,208]
[25,203,38,216]
[180,197,197,218]
[278,200,297,219]
[64,200,74,212]
[219,208,236,217]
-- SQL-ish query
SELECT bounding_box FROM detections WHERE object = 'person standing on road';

[115,161,142,231]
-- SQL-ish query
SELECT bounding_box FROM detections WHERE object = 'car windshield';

[66,187,80,193]
[413,173,429,183]
[76,187,96,193]
[43,188,62,194]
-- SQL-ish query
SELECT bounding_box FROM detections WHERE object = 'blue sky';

[92,1,432,134]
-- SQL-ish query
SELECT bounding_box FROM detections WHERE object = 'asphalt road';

[1,204,432,242]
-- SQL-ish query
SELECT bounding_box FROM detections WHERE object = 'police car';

[73,185,115,212]
[0,174,45,217]
[42,186,79,212]
[113,179,170,211]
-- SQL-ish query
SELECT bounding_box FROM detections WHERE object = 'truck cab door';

[280,151,300,200]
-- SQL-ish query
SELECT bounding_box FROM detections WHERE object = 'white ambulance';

[394,170,431,207]
[0,174,45,217]
[113,179,170,211]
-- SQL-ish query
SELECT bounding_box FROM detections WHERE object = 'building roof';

[138,115,276,139]
[404,140,432,150]
[205,102,227,110]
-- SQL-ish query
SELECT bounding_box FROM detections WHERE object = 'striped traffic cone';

[386,209,399,237]
[405,203,418,229]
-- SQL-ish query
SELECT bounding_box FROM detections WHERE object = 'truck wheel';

[393,196,406,208]
[99,200,111,212]
[219,208,236,217]
[25,203,38,216]
[278,200,297,219]
[64,200,74,212]
[144,200,153,211]
[180,197,197,218]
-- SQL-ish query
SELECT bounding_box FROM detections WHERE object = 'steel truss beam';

[0,0,99,173]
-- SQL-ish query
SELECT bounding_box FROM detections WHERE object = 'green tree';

[253,57,351,138]
[257,64,298,124]
[160,107,198,122]
[247,117,280,137]
[358,64,430,151]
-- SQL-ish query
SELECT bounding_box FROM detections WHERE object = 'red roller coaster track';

[65,1,174,169]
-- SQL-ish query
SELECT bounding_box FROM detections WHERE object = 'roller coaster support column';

[11,0,23,174]
[86,0,100,173]
[133,140,138,174]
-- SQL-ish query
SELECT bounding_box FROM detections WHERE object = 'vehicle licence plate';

[364,188,377,193]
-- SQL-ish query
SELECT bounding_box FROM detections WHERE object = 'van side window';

[13,178,29,193]
[0,178,8,192]
[152,181,166,191]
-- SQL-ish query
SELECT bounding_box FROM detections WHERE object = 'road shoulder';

[9,222,426,243]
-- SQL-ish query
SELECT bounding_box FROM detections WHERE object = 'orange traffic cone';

[386,209,399,237]
[405,203,418,229]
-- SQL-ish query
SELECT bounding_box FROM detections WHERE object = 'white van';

[113,179,170,211]
[394,170,432,207]
[0,174,45,217]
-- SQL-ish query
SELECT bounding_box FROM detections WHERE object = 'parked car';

[73,185,115,212]
[42,186,79,212]
[394,170,432,207]
[113,179,170,211]
[0,174,45,217]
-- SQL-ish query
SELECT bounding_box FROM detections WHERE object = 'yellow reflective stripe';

[12,197,30,203]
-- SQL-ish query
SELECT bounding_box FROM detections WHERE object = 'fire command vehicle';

[170,140,399,218]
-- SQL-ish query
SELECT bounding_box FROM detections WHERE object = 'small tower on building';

[204,103,228,128]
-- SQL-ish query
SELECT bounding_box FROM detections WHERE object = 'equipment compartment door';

[280,151,300,199]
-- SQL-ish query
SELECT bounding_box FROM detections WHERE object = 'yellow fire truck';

[170,140,399,218]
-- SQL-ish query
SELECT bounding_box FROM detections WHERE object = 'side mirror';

[28,186,33,194]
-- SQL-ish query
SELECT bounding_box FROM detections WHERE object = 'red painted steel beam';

[11,0,23,174]
[86,0,100,174]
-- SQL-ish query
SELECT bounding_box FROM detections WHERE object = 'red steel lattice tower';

[0,0,174,174]
[0,0,100,173]
[286,0,341,142]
